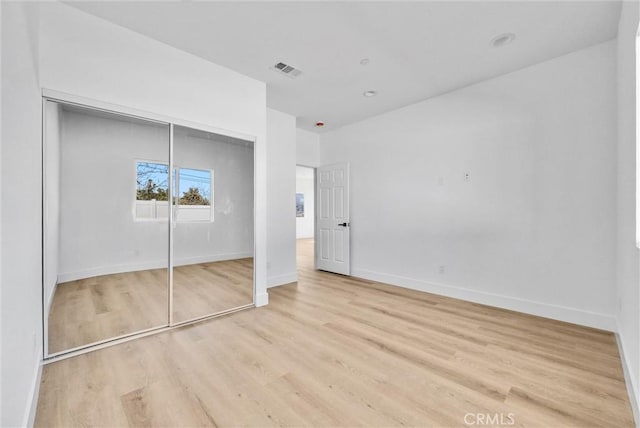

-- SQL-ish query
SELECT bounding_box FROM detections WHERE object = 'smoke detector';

[271,61,302,78]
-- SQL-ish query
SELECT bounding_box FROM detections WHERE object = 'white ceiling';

[67,1,621,133]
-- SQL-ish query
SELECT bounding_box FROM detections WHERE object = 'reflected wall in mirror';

[172,126,254,323]
[44,101,170,354]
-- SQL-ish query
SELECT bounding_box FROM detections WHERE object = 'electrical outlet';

[438,265,445,274]
[464,172,470,182]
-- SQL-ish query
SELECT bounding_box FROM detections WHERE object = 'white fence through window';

[135,200,212,222]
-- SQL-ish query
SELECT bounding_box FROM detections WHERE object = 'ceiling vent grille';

[272,61,302,78]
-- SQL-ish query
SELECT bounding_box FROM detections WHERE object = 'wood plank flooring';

[48,259,253,354]
[173,258,253,322]
[36,239,635,427]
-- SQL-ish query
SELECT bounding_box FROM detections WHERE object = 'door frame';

[295,164,318,269]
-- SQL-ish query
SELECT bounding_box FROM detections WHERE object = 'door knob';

[338,222,350,227]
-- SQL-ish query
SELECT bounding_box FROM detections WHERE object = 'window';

[136,161,170,220]
[175,167,213,222]
[135,161,213,222]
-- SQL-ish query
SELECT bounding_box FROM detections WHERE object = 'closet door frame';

[42,89,257,361]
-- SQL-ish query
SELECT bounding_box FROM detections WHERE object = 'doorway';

[296,165,315,272]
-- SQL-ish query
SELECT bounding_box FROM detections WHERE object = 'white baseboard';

[616,326,639,426]
[24,353,43,427]
[267,272,298,288]
[58,252,253,283]
[255,292,269,307]
[352,268,617,331]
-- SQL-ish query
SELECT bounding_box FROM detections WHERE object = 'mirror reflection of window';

[135,161,169,220]
[134,161,214,222]
[175,167,213,222]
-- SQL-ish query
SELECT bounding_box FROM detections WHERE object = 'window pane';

[178,168,211,205]
[136,161,169,219]
[136,162,169,200]
[177,168,212,222]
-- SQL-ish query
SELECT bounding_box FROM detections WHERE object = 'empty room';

[1,1,639,427]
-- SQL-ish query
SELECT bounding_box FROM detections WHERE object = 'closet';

[43,97,255,357]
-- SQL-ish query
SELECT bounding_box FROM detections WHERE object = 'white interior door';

[316,162,350,275]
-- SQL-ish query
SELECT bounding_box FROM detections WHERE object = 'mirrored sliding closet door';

[43,97,256,357]
[172,126,255,323]
[44,100,171,355]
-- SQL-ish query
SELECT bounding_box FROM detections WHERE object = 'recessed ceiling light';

[315,121,325,128]
[360,58,370,66]
[491,33,515,48]
[363,90,377,97]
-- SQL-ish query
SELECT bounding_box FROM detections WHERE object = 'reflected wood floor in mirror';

[173,258,253,322]
[37,239,634,427]
[48,258,253,354]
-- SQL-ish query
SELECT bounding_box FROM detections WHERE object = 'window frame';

[134,159,214,223]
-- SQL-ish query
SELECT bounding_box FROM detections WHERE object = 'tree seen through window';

[136,163,211,205]
[136,161,212,221]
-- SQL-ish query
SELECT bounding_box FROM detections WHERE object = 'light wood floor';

[48,259,253,354]
[36,239,634,427]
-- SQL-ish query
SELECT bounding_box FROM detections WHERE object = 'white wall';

[321,41,618,330]
[36,1,268,305]
[266,109,297,287]
[1,3,43,427]
[0,5,3,425]
[56,108,254,282]
[616,0,640,419]
[296,166,315,239]
[38,5,265,140]
[296,128,320,167]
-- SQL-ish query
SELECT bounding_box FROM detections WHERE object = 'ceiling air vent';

[272,61,302,78]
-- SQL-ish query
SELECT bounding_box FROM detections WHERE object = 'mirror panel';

[172,125,254,323]
[45,101,170,354]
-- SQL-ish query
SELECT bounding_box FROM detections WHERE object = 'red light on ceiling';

[315,121,325,127]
